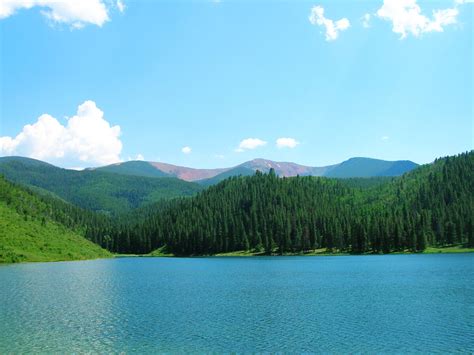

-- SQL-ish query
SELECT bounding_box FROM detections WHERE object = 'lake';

[0,254,473,353]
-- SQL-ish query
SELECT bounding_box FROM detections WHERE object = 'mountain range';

[93,157,419,184]
[0,156,418,215]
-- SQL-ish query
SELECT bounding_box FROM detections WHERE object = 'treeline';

[91,151,474,255]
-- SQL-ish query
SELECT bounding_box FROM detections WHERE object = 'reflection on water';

[1,254,473,353]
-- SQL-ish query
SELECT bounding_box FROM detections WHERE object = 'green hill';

[0,177,111,263]
[0,157,203,215]
[93,161,172,178]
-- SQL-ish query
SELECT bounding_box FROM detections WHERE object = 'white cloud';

[235,138,267,152]
[309,5,350,41]
[116,0,125,13]
[381,136,390,141]
[0,0,119,28]
[181,146,192,154]
[376,0,459,39]
[276,137,300,149]
[0,100,122,168]
[362,13,371,28]
[214,154,225,159]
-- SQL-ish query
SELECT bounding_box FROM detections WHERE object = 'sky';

[0,0,472,169]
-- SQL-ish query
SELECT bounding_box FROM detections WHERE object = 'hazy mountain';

[149,162,228,181]
[93,161,172,178]
[198,166,256,187]
[323,158,419,178]
[0,156,419,190]
[197,158,417,185]
[94,161,229,181]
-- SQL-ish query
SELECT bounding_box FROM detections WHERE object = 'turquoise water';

[0,254,473,353]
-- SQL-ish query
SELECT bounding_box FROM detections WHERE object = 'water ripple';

[0,255,473,353]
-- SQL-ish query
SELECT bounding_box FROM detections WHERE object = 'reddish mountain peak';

[239,159,314,177]
[149,162,229,181]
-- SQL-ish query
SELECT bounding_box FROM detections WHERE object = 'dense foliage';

[0,158,203,215]
[1,152,472,259]
[93,152,473,255]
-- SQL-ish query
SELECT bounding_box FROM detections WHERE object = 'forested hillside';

[1,152,472,260]
[91,152,473,255]
[0,177,111,263]
[0,157,203,215]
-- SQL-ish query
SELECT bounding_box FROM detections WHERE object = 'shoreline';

[127,245,474,258]
[2,246,473,265]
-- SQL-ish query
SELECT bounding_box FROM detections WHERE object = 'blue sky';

[0,0,472,168]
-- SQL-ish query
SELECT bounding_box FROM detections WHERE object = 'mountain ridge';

[92,157,419,183]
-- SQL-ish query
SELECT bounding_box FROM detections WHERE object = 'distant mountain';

[0,157,203,215]
[94,161,228,181]
[323,158,419,178]
[198,166,256,186]
[94,157,417,185]
[0,155,418,186]
[196,158,417,185]
[149,162,228,181]
[93,161,172,178]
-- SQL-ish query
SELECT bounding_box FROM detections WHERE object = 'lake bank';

[138,245,474,258]
[3,245,473,264]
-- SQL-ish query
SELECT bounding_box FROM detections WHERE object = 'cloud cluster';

[276,137,300,149]
[235,137,300,152]
[0,0,125,28]
[309,5,350,41]
[376,0,459,38]
[182,146,192,154]
[310,0,467,41]
[235,138,267,152]
[0,100,122,167]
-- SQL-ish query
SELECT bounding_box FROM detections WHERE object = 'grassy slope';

[422,246,474,254]
[0,201,111,263]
